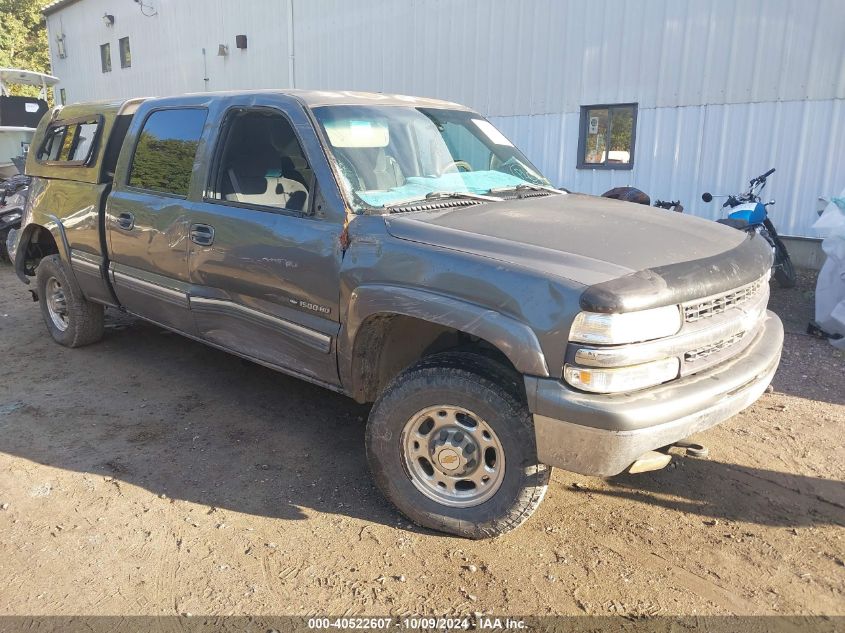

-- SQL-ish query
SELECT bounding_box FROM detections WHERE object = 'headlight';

[569,305,682,345]
[564,358,680,394]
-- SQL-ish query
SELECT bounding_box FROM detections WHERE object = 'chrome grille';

[683,276,766,323]
[684,332,746,363]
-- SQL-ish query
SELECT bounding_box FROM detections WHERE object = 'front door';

[185,101,345,387]
[106,107,208,335]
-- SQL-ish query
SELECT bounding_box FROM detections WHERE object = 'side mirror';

[701,192,713,203]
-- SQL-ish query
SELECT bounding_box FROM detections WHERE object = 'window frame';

[125,106,209,200]
[119,36,131,69]
[35,115,104,167]
[100,42,112,73]
[576,102,637,170]
[203,105,317,218]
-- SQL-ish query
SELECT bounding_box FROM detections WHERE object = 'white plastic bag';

[812,191,845,349]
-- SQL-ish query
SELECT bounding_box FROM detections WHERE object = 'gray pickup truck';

[13,90,783,538]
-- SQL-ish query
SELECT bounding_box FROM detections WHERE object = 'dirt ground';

[0,265,842,618]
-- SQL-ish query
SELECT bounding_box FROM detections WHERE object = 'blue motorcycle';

[702,168,796,288]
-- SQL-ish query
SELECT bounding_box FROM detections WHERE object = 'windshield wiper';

[488,183,565,196]
[425,191,501,202]
[383,190,501,209]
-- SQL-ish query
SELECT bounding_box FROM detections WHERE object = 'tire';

[773,242,797,288]
[36,254,104,347]
[365,352,550,539]
[0,229,9,263]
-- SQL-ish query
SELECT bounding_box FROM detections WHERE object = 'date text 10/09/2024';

[307,617,527,629]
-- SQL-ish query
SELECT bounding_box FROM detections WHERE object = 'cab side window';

[128,108,207,197]
[209,109,314,213]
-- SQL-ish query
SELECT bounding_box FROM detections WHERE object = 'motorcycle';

[702,168,796,288]
[601,187,685,213]
[0,174,30,263]
[653,199,684,213]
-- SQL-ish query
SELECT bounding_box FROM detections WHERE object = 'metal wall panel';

[46,0,293,101]
[44,0,845,237]
[290,0,844,115]
[491,98,845,237]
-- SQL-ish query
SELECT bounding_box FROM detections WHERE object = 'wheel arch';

[339,285,549,403]
[14,221,65,285]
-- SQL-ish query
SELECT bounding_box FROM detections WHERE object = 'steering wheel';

[436,160,473,176]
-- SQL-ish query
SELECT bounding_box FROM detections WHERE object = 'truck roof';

[52,98,145,122]
[240,89,469,110]
[55,89,470,115]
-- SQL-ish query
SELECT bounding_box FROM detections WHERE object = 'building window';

[128,108,208,197]
[119,37,131,68]
[59,88,66,105]
[100,43,112,73]
[577,103,637,169]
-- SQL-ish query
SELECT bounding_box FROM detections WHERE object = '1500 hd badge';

[289,297,332,315]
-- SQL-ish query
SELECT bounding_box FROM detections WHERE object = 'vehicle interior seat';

[223,146,308,210]
[270,128,314,191]
[223,145,308,211]
[222,115,310,211]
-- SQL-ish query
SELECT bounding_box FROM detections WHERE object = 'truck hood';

[384,193,745,283]
[383,193,773,311]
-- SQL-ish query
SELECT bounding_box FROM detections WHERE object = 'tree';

[129,132,199,196]
[0,0,51,99]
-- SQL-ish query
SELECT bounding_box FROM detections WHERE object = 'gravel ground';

[0,265,842,617]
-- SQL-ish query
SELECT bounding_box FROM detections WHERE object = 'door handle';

[190,223,215,246]
[116,212,134,230]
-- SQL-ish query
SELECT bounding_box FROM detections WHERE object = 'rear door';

[106,106,208,334]
[184,96,346,387]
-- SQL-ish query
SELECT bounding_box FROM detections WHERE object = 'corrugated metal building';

[43,0,845,239]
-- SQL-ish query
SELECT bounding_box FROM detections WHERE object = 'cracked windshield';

[313,105,554,210]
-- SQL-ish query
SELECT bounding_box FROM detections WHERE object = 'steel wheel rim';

[45,277,69,332]
[400,405,506,508]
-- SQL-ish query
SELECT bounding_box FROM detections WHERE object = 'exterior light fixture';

[217,44,228,56]
[102,13,115,26]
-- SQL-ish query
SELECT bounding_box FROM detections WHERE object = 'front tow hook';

[669,440,710,458]
[627,441,710,474]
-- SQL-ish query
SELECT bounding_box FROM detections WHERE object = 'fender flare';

[338,284,550,397]
[14,219,71,285]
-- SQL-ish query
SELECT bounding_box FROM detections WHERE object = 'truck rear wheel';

[365,352,550,539]
[36,255,104,347]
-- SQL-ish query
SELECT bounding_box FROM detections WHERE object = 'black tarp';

[0,96,48,128]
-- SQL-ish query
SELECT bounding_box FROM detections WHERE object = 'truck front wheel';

[36,255,104,347]
[365,352,550,538]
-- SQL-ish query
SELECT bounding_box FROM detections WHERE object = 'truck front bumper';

[524,311,784,477]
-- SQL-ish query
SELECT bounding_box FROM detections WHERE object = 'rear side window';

[37,119,102,165]
[128,108,207,197]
